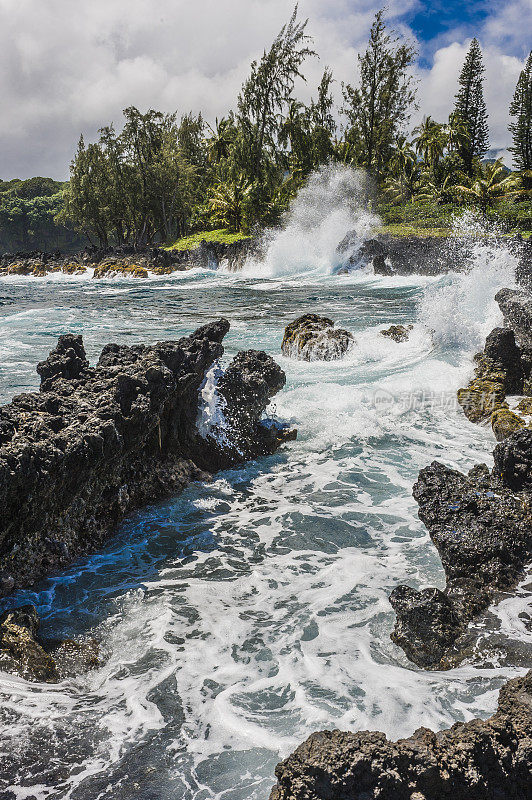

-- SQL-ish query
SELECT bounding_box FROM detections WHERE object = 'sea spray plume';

[417,210,518,351]
[244,164,380,277]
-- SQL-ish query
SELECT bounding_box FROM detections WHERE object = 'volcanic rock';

[0,320,292,597]
[281,314,354,361]
[0,604,100,682]
[389,432,532,669]
[269,669,532,800]
[457,327,526,423]
[380,324,413,343]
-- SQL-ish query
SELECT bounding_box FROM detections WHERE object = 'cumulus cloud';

[0,0,528,179]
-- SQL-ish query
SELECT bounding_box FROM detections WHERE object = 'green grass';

[374,223,452,237]
[165,229,250,251]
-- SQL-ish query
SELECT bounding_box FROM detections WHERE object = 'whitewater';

[0,168,526,799]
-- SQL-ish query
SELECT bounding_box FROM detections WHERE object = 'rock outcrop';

[457,326,529,429]
[0,605,99,682]
[0,321,293,596]
[269,669,532,800]
[0,239,254,278]
[367,235,532,284]
[389,428,532,669]
[496,287,532,386]
[380,324,413,343]
[281,315,354,361]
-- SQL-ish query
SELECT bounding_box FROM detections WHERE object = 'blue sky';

[0,0,530,178]
[408,0,491,45]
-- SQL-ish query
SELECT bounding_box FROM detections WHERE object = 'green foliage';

[3,8,530,251]
[341,9,417,182]
[454,158,524,211]
[0,190,84,251]
[59,108,200,247]
[453,38,490,175]
[509,51,532,171]
[377,198,455,232]
[236,5,316,184]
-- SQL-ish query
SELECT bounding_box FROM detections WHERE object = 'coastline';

[267,280,532,798]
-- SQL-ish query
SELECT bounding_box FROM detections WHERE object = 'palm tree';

[416,173,456,204]
[412,116,447,169]
[386,137,420,202]
[207,176,253,231]
[446,112,470,155]
[454,158,523,212]
[207,118,236,164]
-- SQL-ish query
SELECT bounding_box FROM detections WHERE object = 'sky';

[0,0,530,180]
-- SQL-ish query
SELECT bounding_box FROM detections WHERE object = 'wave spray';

[244,164,379,278]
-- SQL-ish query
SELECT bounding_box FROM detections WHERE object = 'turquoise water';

[0,250,524,799]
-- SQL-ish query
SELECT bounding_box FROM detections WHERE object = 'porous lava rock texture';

[269,669,532,800]
[457,327,526,425]
[380,324,413,342]
[0,320,291,596]
[281,314,354,361]
[0,605,99,682]
[390,430,532,669]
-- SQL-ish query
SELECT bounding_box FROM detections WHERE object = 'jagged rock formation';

[380,324,413,343]
[457,326,529,433]
[0,320,292,597]
[0,239,254,278]
[367,235,532,284]
[496,287,532,384]
[389,428,532,669]
[269,669,532,800]
[0,605,99,682]
[281,314,354,361]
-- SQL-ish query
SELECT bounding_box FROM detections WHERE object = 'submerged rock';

[281,314,354,361]
[380,324,413,343]
[389,585,463,668]
[269,670,532,800]
[0,606,58,681]
[0,605,99,682]
[0,320,292,598]
[390,431,532,669]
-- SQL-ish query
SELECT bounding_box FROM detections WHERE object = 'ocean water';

[0,177,527,799]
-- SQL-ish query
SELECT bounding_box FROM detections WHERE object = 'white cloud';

[0,0,528,179]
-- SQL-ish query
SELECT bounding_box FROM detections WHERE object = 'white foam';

[0,222,526,800]
[243,165,379,278]
[417,215,518,351]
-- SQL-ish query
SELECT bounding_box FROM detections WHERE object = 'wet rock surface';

[0,320,291,597]
[390,434,532,669]
[0,239,254,278]
[0,605,98,682]
[281,314,354,361]
[380,324,413,343]
[269,669,532,800]
[457,326,527,424]
[496,287,532,352]
[367,235,532,283]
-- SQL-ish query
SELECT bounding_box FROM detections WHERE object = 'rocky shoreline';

[2,232,531,283]
[0,238,254,278]
[0,320,293,680]
[268,283,532,798]
[270,669,532,800]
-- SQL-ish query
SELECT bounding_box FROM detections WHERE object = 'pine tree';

[237,5,316,182]
[509,51,532,171]
[453,38,490,175]
[341,9,417,182]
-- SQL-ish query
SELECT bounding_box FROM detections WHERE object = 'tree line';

[2,7,532,250]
